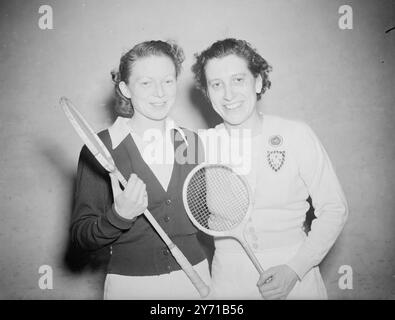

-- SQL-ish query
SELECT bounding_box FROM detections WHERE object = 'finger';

[109,173,121,197]
[127,173,138,185]
[260,275,274,286]
[259,284,283,299]
[142,189,148,207]
[131,180,147,206]
[257,270,276,286]
[259,285,281,296]
[137,183,147,206]
[262,292,284,300]
[129,179,144,202]
[259,280,279,292]
[124,174,139,196]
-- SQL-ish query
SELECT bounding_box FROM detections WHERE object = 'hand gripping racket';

[60,97,210,298]
[182,163,265,276]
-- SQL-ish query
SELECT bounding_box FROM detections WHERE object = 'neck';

[127,112,167,136]
[223,109,263,137]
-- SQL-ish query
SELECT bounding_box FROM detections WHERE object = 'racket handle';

[169,245,210,298]
[242,242,273,283]
[239,238,265,275]
[143,209,210,298]
[115,169,128,188]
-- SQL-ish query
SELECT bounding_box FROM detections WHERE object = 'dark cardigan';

[70,127,208,276]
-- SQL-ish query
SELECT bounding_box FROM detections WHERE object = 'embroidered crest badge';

[269,135,283,147]
[267,150,285,172]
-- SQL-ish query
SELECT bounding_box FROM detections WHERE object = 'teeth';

[224,102,242,110]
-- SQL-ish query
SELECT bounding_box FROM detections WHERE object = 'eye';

[165,79,175,84]
[233,77,245,83]
[211,82,222,89]
[140,80,152,87]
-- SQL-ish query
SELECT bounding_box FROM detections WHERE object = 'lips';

[150,102,167,107]
[224,101,243,110]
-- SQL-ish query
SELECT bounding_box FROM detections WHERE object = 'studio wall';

[0,0,394,299]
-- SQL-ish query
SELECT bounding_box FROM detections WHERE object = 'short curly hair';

[111,40,185,118]
[192,38,272,100]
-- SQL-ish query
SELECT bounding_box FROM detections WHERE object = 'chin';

[147,114,168,121]
[222,114,249,126]
[225,120,246,126]
[149,111,170,121]
[148,106,171,120]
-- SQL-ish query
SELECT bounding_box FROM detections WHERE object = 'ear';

[118,81,131,99]
[255,74,263,94]
[205,88,211,101]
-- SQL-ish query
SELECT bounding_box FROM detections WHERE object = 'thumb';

[109,173,121,197]
[257,269,275,286]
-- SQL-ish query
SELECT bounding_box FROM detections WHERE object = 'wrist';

[285,264,301,281]
[105,204,136,230]
[113,203,138,221]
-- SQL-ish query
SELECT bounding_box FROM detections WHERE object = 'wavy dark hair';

[192,38,272,100]
[111,40,185,117]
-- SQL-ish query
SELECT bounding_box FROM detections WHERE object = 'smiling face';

[205,54,262,126]
[121,55,177,121]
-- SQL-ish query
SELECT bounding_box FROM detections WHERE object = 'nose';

[154,82,164,98]
[223,83,235,101]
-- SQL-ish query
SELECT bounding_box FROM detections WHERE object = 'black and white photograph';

[0,0,394,306]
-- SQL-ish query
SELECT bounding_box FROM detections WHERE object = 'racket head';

[182,163,254,237]
[60,97,116,173]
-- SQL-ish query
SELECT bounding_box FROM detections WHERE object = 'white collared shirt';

[108,116,187,191]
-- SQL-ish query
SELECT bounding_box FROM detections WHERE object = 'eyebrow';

[208,79,221,84]
[208,72,247,82]
[137,74,176,80]
[232,73,247,77]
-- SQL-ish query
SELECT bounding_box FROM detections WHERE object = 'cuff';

[106,204,137,230]
[286,251,315,280]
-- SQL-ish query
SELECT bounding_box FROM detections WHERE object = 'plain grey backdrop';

[0,0,394,299]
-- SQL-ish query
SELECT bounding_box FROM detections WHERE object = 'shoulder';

[262,115,321,153]
[263,114,317,140]
[263,114,310,132]
[97,129,112,148]
[77,129,111,175]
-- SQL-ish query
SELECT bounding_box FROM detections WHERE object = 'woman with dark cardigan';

[70,40,210,299]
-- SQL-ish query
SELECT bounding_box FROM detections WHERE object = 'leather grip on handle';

[169,245,210,298]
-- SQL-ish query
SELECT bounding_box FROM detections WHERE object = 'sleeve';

[70,146,136,251]
[286,123,349,279]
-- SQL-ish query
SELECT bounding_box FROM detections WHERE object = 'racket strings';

[186,166,250,232]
